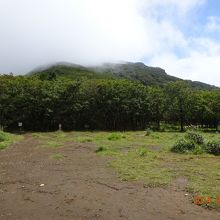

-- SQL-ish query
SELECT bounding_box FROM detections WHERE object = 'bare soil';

[0,134,219,220]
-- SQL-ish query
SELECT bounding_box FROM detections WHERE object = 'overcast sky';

[0,0,220,86]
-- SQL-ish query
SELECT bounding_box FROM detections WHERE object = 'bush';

[0,131,12,150]
[108,133,125,141]
[95,146,106,153]
[0,131,7,142]
[136,147,148,156]
[171,139,195,153]
[145,128,152,136]
[185,131,204,144]
[206,141,220,156]
[193,145,206,155]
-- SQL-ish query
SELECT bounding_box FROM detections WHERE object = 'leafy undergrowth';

[0,131,22,150]
[171,131,220,155]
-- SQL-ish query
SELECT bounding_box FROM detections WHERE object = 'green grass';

[109,148,172,186]
[0,131,22,150]
[31,130,220,208]
[50,153,64,160]
[72,131,220,208]
[32,131,69,148]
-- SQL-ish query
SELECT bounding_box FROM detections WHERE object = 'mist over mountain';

[29,62,217,90]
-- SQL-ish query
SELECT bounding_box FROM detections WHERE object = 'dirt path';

[0,135,219,220]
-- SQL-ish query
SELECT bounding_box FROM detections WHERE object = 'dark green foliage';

[172,131,206,154]
[0,131,6,142]
[185,131,204,144]
[0,65,219,132]
[30,62,217,89]
[145,128,152,136]
[193,145,206,155]
[95,146,106,153]
[171,139,195,153]
[206,141,220,155]
[31,64,116,81]
[165,81,194,132]
[108,133,126,141]
[172,131,220,155]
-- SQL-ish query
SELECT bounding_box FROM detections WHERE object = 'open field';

[0,131,220,219]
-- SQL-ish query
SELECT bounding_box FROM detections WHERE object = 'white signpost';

[58,123,62,131]
[18,122,22,132]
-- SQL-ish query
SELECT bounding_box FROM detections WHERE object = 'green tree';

[165,81,194,132]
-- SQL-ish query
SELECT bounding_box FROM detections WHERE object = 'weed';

[50,153,64,160]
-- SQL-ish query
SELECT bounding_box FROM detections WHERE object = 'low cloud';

[0,0,219,86]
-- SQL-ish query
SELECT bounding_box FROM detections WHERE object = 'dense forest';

[0,63,219,131]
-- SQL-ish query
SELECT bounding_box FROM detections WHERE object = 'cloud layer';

[0,0,220,86]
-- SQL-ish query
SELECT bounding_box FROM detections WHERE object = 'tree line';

[0,75,219,131]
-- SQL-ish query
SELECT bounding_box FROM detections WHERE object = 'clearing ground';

[0,132,220,220]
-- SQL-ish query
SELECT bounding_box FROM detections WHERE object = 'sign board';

[18,122,22,127]
[58,123,62,131]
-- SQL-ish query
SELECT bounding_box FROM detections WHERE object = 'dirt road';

[0,134,219,220]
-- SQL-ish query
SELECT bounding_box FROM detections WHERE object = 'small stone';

[40,184,45,187]
[184,193,188,196]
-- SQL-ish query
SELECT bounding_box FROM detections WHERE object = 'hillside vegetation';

[0,71,219,131]
[30,62,217,89]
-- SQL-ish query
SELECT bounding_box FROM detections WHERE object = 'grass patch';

[50,153,64,160]
[109,147,172,187]
[87,131,219,208]
[32,132,70,148]
[31,130,220,208]
[0,131,22,150]
[76,136,93,143]
[41,140,62,148]
[170,154,220,207]
[108,133,126,141]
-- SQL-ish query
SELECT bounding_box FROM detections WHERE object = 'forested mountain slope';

[29,62,217,89]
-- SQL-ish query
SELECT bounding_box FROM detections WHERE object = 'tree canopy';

[0,73,219,131]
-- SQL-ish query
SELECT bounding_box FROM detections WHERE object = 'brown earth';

[0,134,220,220]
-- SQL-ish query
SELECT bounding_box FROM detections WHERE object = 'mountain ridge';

[29,62,218,90]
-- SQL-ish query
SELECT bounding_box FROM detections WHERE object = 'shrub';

[185,131,204,144]
[193,145,206,155]
[0,131,11,150]
[206,141,220,156]
[108,133,125,141]
[0,131,7,142]
[95,146,106,153]
[136,147,148,156]
[171,139,195,153]
[145,128,152,136]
